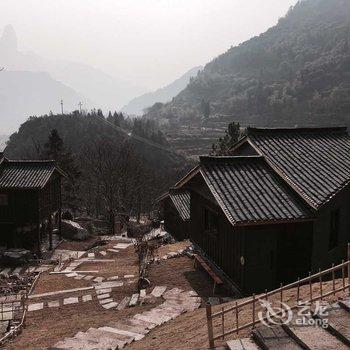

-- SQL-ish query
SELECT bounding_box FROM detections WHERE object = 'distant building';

[157,189,190,241]
[168,127,350,294]
[0,153,65,255]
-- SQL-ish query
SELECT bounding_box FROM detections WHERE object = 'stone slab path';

[114,243,133,250]
[0,265,51,276]
[50,288,201,350]
[28,294,94,312]
[51,249,85,262]
[29,286,94,299]
[151,286,167,298]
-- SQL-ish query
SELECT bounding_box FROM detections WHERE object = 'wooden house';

[0,154,65,255]
[157,189,190,240]
[171,127,350,294]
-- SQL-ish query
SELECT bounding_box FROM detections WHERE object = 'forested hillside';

[146,0,350,128]
[5,112,189,217]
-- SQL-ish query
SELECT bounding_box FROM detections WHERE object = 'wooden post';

[36,221,41,258]
[319,268,323,300]
[332,263,336,295]
[235,301,239,334]
[309,272,312,301]
[342,260,345,292]
[348,243,350,296]
[280,283,283,302]
[206,303,214,349]
[221,306,225,340]
[297,277,300,303]
[252,294,256,328]
[48,215,53,251]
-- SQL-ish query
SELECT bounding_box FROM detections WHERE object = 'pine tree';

[211,122,241,155]
[43,129,81,216]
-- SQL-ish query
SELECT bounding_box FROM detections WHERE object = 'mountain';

[145,0,350,131]
[0,25,147,113]
[0,134,7,151]
[122,66,202,115]
[0,70,90,133]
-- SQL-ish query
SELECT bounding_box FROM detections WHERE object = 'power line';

[92,113,179,156]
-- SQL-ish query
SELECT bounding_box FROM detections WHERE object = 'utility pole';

[78,102,83,114]
[60,99,64,115]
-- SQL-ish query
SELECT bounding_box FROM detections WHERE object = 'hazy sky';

[1,0,298,90]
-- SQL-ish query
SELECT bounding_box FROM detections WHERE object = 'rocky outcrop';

[61,220,90,241]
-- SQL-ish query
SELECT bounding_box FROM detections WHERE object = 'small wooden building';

[157,189,190,240]
[170,127,350,294]
[0,154,65,255]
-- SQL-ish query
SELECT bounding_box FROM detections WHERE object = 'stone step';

[339,297,350,312]
[252,326,301,349]
[226,338,260,350]
[129,293,139,307]
[102,301,118,309]
[108,320,150,335]
[99,298,114,305]
[51,335,101,350]
[117,297,131,311]
[107,249,119,253]
[139,310,171,324]
[128,316,158,330]
[99,325,144,341]
[114,243,133,249]
[97,293,110,300]
[154,304,184,318]
[75,327,128,349]
[285,319,349,350]
[151,286,167,298]
[317,303,350,346]
[95,281,123,289]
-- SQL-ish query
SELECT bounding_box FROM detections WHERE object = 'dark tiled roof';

[246,127,350,208]
[200,156,313,226]
[0,160,62,189]
[169,189,190,221]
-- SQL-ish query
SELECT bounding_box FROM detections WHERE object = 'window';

[0,194,8,206]
[328,209,340,251]
[204,208,218,232]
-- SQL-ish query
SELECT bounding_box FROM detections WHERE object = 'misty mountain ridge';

[0,25,148,132]
[0,134,7,151]
[122,66,202,115]
[145,0,350,130]
[0,70,91,133]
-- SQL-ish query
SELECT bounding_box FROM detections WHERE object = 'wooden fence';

[206,245,350,348]
[0,271,41,347]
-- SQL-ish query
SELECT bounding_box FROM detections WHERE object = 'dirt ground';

[58,236,100,251]
[4,238,215,350]
[128,279,349,350]
[5,237,346,350]
[5,298,157,350]
[156,241,191,257]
